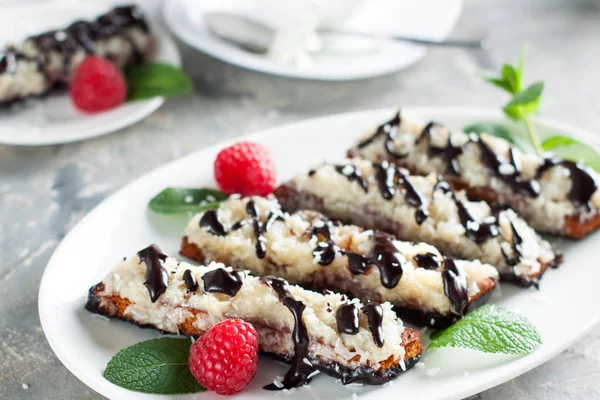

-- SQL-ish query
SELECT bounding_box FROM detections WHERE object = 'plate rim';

[39,106,600,399]
[0,11,181,147]
[162,0,462,81]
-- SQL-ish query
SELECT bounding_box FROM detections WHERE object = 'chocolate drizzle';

[336,303,359,335]
[345,231,406,288]
[363,303,384,347]
[501,221,524,266]
[473,135,540,197]
[415,122,463,175]
[137,244,168,303]
[454,196,499,243]
[359,112,599,212]
[260,276,315,390]
[357,112,407,158]
[199,210,226,236]
[203,268,244,297]
[536,157,598,211]
[311,222,338,266]
[441,258,469,316]
[414,252,441,270]
[334,165,368,193]
[246,200,285,259]
[372,161,428,224]
[182,269,198,293]
[24,5,148,80]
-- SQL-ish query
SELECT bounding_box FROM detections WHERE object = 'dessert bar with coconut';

[86,245,423,388]
[347,111,600,238]
[0,5,153,105]
[181,196,498,327]
[275,158,562,286]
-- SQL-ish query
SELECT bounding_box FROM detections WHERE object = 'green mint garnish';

[463,122,522,149]
[149,187,228,214]
[104,338,205,394]
[428,305,542,355]
[542,135,600,173]
[126,62,193,101]
[483,48,544,155]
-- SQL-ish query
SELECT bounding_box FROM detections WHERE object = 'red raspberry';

[189,319,258,395]
[69,56,127,113]
[214,142,276,196]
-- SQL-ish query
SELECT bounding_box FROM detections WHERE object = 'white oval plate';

[163,0,462,81]
[39,107,600,400]
[0,2,181,146]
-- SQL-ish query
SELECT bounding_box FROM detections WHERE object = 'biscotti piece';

[275,158,561,287]
[86,245,423,389]
[182,196,498,327]
[347,111,600,238]
[1,5,153,105]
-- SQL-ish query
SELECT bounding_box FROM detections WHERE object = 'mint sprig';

[126,62,193,101]
[483,48,544,154]
[542,135,600,172]
[104,338,205,394]
[149,187,227,214]
[428,305,542,355]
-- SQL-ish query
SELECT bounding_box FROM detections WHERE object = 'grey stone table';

[2,0,600,398]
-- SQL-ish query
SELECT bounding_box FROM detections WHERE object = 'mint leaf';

[501,64,519,94]
[483,76,513,93]
[104,338,205,394]
[542,135,600,173]
[126,62,192,101]
[463,122,521,149]
[149,187,227,214]
[428,305,542,354]
[503,81,544,120]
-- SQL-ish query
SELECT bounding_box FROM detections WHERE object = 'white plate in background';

[163,0,463,81]
[0,1,181,146]
[39,107,600,399]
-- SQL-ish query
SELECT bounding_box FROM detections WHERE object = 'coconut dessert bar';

[347,111,600,238]
[275,158,562,286]
[86,245,423,388]
[0,5,153,105]
[181,196,498,327]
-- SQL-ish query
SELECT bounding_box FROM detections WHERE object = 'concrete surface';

[2,0,600,398]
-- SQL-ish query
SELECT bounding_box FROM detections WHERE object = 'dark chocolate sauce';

[182,269,198,293]
[363,303,384,347]
[137,244,168,303]
[0,47,46,76]
[453,196,499,243]
[536,157,598,211]
[347,252,371,275]
[357,112,407,158]
[311,222,338,266]
[203,268,244,297]
[345,231,405,288]
[397,170,429,225]
[414,252,441,270]
[336,303,359,335]
[308,169,316,177]
[501,221,524,266]
[473,135,540,197]
[373,161,397,200]
[372,231,406,288]
[199,210,226,236]
[260,276,315,390]
[441,258,469,316]
[372,162,428,224]
[415,122,463,175]
[246,200,285,259]
[361,113,598,212]
[334,165,368,193]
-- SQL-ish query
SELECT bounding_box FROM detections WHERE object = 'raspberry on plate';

[214,142,276,196]
[189,319,259,395]
[69,56,127,113]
